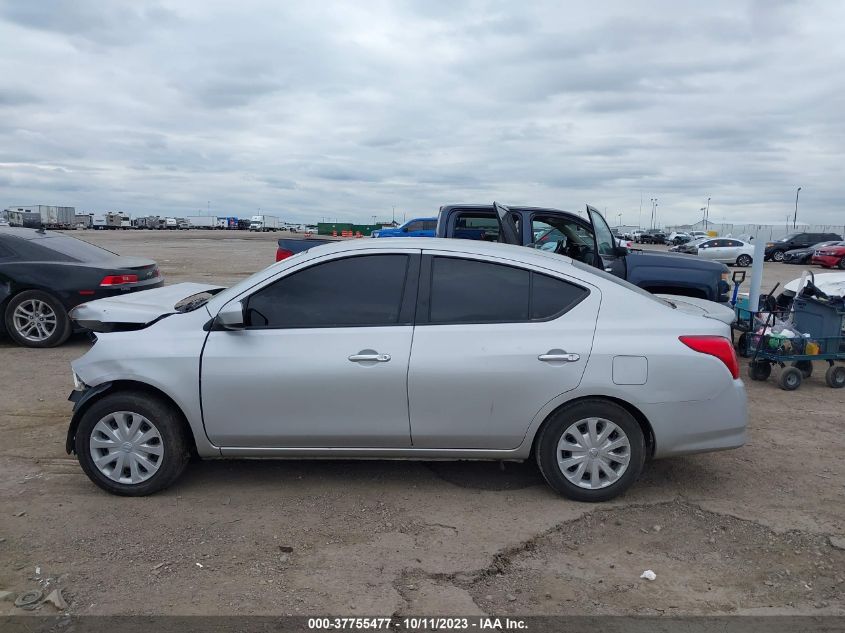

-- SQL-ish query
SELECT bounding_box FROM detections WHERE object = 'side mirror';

[216,301,245,330]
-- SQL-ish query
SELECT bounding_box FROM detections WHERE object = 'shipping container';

[187,216,217,229]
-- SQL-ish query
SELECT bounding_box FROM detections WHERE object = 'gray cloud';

[0,0,842,225]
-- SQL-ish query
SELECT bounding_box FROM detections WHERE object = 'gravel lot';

[1,230,843,616]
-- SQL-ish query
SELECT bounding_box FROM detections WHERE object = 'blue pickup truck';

[437,203,731,302]
[371,218,437,238]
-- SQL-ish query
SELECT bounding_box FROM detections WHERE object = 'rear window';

[28,235,116,262]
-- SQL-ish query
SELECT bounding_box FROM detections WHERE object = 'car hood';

[70,282,225,331]
[656,294,736,325]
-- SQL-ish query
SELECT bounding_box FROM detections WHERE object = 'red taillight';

[276,247,293,262]
[99,274,139,286]
[679,335,739,379]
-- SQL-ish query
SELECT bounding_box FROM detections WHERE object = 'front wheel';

[771,250,785,262]
[75,391,191,496]
[4,290,71,348]
[778,366,802,391]
[838,258,845,270]
[736,254,752,267]
[535,400,645,502]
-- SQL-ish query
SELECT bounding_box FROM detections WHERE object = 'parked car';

[783,241,841,264]
[436,204,731,302]
[0,227,162,347]
[631,230,644,243]
[765,232,842,262]
[670,237,708,254]
[66,237,746,500]
[371,218,437,238]
[639,230,666,244]
[811,242,845,269]
[695,238,755,267]
[667,232,691,246]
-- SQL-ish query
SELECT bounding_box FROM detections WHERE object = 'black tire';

[777,366,802,391]
[736,254,752,267]
[748,361,771,381]
[75,391,191,496]
[792,360,813,379]
[535,399,645,502]
[771,250,785,262]
[736,333,750,358]
[4,290,71,348]
[825,365,845,388]
[838,258,845,270]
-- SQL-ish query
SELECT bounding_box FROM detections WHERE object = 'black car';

[765,231,842,262]
[782,240,841,264]
[640,230,666,244]
[0,228,163,347]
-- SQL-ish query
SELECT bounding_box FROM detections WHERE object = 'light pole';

[705,197,710,230]
[617,212,622,227]
[207,201,210,216]
[793,187,801,228]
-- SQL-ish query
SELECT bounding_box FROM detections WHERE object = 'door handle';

[538,352,580,362]
[348,353,391,363]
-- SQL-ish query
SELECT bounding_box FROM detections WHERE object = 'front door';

[586,205,622,272]
[201,252,419,448]
[408,252,599,449]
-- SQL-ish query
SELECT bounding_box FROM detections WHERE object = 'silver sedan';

[66,238,747,501]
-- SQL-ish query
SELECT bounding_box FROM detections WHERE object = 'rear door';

[493,202,522,244]
[407,252,599,449]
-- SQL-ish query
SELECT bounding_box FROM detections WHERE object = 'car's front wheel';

[4,290,71,348]
[75,391,191,496]
[535,399,645,502]
[771,250,785,262]
[838,258,845,270]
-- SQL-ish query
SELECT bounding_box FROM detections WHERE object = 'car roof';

[295,237,577,269]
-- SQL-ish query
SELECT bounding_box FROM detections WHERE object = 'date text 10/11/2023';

[307,617,528,630]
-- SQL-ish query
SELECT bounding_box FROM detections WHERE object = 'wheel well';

[531,395,656,458]
[67,380,198,456]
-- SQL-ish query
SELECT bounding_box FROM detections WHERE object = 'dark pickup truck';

[437,203,731,302]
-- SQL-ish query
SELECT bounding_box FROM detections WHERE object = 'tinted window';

[247,254,409,328]
[430,257,528,323]
[428,257,588,324]
[422,220,437,231]
[28,235,117,262]
[453,211,521,242]
[531,272,589,319]
[404,222,423,232]
[725,240,743,247]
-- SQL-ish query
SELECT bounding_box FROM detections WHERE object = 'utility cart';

[745,284,845,390]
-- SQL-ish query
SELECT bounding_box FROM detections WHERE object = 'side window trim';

[415,253,589,326]
[243,252,421,330]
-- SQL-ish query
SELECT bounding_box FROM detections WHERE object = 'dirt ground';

[0,230,843,616]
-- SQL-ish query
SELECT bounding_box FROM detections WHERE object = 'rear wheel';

[4,290,71,348]
[75,391,191,496]
[825,365,845,388]
[736,254,752,267]
[535,399,645,502]
[838,258,845,270]
[748,361,771,381]
[777,366,802,391]
[771,250,785,262]
[792,360,813,378]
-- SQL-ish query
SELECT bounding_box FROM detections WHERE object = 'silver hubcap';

[12,299,57,342]
[773,251,783,261]
[557,417,631,489]
[89,412,164,484]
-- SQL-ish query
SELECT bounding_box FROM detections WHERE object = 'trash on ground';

[44,588,67,610]
[14,589,43,610]
[640,570,657,581]
[0,590,15,602]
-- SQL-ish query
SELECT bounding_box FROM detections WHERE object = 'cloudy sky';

[1,0,843,226]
